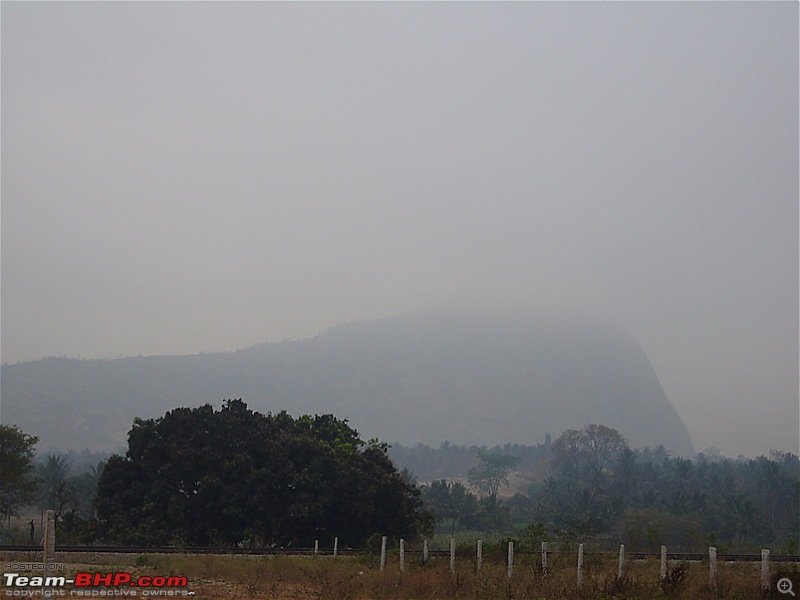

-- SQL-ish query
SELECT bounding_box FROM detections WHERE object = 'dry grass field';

[2,550,790,599]
[161,553,784,599]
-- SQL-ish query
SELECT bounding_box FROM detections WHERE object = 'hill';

[0,310,694,455]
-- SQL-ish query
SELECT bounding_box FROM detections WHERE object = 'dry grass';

[126,551,787,599]
[2,547,790,598]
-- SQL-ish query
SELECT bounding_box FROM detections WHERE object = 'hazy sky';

[2,2,797,457]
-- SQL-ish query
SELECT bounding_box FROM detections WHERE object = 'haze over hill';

[2,3,797,458]
[1,310,694,456]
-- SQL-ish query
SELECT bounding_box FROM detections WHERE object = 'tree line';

[388,438,552,481]
[2,417,798,553]
[1,403,427,547]
[416,425,799,553]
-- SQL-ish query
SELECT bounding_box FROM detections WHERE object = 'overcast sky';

[2,2,797,457]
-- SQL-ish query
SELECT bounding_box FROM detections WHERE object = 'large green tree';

[0,425,39,520]
[96,400,423,547]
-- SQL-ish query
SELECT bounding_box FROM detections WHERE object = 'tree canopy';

[468,449,521,501]
[532,426,800,549]
[95,400,423,547]
[0,424,39,520]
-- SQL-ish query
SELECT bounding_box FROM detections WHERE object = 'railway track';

[1,545,798,562]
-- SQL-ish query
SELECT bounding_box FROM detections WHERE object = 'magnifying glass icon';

[778,577,796,596]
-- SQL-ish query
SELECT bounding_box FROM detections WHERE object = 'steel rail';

[1,545,798,562]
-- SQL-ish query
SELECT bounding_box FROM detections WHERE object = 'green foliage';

[365,532,384,554]
[0,424,39,519]
[471,495,512,533]
[518,521,548,552]
[531,425,800,550]
[389,440,552,481]
[35,454,72,516]
[659,561,689,596]
[95,399,424,547]
[467,449,521,501]
[420,480,480,535]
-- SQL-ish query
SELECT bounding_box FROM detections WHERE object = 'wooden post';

[708,546,717,590]
[660,545,667,580]
[399,539,405,573]
[314,539,319,555]
[577,543,584,588]
[761,549,770,590]
[476,539,483,571]
[333,536,339,557]
[423,538,429,564]
[618,544,625,579]
[450,537,456,574]
[507,540,514,579]
[541,541,548,573]
[380,536,387,571]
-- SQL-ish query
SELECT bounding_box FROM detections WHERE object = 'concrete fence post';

[399,539,405,573]
[709,546,717,590]
[41,510,56,596]
[660,545,667,580]
[577,543,584,588]
[43,510,55,584]
[314,540,318,555]
[761,549,770,590]
[541,541,548,573]
[380,536,387,571]
[476,539,482,572]
[423,538,429,564]
[450,537,456,574]
[507,540,514,580]
[333,536,339,557]
[618,544,625,579]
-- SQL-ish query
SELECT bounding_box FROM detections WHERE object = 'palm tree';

[449,481,478,534]
[35,455,71,521]
[755,456,781,537]
[421,480,455,530]
[725,493,763,545]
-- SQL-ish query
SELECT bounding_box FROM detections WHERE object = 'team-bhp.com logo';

[3,572,193,597]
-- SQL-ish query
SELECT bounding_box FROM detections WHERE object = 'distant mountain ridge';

[1,310,694,455]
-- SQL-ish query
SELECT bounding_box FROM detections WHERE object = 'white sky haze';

[1,2,798,458]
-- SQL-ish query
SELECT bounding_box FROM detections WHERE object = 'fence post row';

[34,527,782,589]
[352,539,776,589]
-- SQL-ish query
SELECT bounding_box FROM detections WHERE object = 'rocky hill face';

[1,310,694,455]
